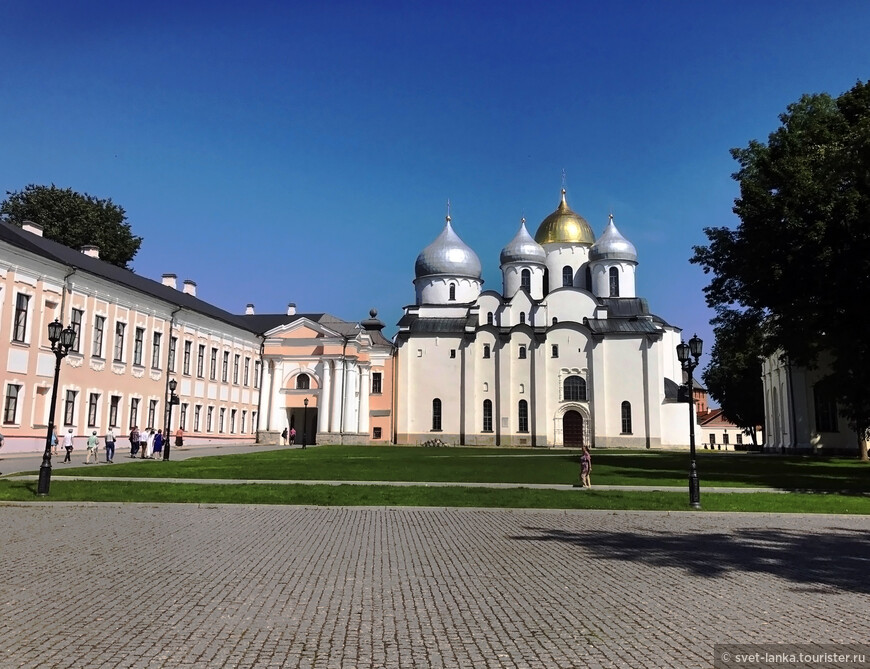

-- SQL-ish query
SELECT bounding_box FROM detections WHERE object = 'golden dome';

[534,189,595,245]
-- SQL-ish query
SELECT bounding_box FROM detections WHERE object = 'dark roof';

[600,297,650,317]
[585,318,659,335]
[664,377,681,402]
[1,222,251,332]
[398,317,473,335]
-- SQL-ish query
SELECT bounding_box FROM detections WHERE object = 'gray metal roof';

[414,220,482,280]
[585,318,659,335]
[500,220,546,266]
[590,216,637,262]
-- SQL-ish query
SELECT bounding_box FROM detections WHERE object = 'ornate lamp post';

[677,334,703,509]
[38,319,77,496]
[302,398,309,450]
[163,378,178,461]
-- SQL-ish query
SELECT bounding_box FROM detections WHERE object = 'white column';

[344,362,358,433]
[269,360,284,432]
[319,360,332,433]
[264,360,275,430]
[331,359,345,433]
[359,366,371,434]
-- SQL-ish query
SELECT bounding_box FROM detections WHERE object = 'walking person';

[85,431,100,464]
[152,429,164,459]
[105,427,116,463]
[579,445,592,488]
[289,427,296,445]
[281,427,288,445]
[130,426,140,458]
[139,429,148,459]
[145,428,155,458]
[62,429,74,463]
[175,427,184,450]
[51,427,59,456]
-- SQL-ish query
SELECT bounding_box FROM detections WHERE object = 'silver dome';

[500,219,546,266]
[415,219,482,279]
[590,215,638,262]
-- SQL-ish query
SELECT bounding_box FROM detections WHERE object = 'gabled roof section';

[242,312,393,347]
[1,221,251,332]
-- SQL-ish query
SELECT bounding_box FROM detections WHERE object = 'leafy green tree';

[692,80,870,459]
[701,307,766,447]
[1,184,142,268]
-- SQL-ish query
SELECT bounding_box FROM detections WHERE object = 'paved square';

[1,504,867,668]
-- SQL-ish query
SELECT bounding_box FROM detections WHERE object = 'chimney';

[182,280,197,296]
[162,274,178,289]
[22,220,44,236]
[81,245,100,259]
[245,303,255,315]
[287,302,296,316]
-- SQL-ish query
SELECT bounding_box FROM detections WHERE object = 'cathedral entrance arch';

[563,410,584,447]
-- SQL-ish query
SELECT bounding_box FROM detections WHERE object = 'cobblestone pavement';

[1,505,868,668]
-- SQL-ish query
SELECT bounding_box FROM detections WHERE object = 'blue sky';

[2,1,869,371]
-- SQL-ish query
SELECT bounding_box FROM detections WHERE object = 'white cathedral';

[394,189,693,448]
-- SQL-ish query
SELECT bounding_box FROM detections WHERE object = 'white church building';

[394,189,693,448]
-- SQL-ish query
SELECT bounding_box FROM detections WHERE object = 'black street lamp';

[37,319,77,496]
[302,398,309,449]
[163,378,178,461]
[677,334,704,509]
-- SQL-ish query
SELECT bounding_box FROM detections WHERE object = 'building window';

[487,312,493,325]
[3,384,21,424]
[233,354,240,384]
[609,267,620,297]
[206,406,214,432]
[483,344,491,359]
[372,372,382,394]
[194,405,201,432]
[564,376,587,401]
[552,344,559,358]
[88,393,100,428]
[133,327,145,366]
[230,409,236,433]
[244,357,250,386]
[562,266,572,287]
[521,269,531,292]
[450,349,456,359]
[180,403,188,430]
[296,374,310,390]
[13,293,30,342]
[483,399,493,432]
[373,426,382,439]
[167,336,177,372]
[64,390,78,426]
[254,361,261,388]
[92,316,105,358]
[736,434,743,445]
[814,381,839,432]
[520,312,526,324]
[518,399,529,432]
[241,410,246,433]
[710,433,716,446]
[723,433,730,445]
[197,345,205,378]
[432,398,442,431]
[70,308,83,353]
[183,341,192,375]
[552,317,558,325]
[222,351,229,382]
[151,332,162,369]
[621,401,632,434]
[113,323,126,362]
[129,398,139,429]
[518,346,527,359]
[148,400,158,428]
[449,284,456,301]
[109,395,120,427]
[219,407,226,433]
[210,347,218,380]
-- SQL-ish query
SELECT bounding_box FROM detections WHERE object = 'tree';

[701,307,766,446]
[1,184,142,268]
[692,80,870,460]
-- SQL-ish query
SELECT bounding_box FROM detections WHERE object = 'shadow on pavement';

[509,525,870,594]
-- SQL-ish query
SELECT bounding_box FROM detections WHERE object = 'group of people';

[280,427,300,447]
[47,427,185,464]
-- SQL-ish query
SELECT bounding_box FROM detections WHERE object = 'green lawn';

[45,445,870,492]
[1,478,869,513]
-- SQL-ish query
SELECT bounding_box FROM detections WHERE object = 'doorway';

[563,410,584,447]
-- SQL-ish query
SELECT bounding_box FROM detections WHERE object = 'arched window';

[518,345,527,359]
[521,269,531,292]
[296,373,310,389]
[609,267,620,297]
[621,401,632,434]
[432,398,442,431]
[487,312,494,325]
[483,344,491,359]
[449,284,456,301]
[483,399,493,432]
[518,400,529,432]
[564,375,587,401]
[520,312,526,324]
[552,317,558,325]
[562,266,573,287]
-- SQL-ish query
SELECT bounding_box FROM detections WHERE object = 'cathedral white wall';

[543,244,590,292]
[542,289,599,324]
[501,264,545,300]
[589,261,637,298]
[414,276,482,305]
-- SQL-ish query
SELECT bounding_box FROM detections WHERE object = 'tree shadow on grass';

[510,526,870,594]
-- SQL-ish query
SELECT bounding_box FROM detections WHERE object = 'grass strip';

[1,479,869,513]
